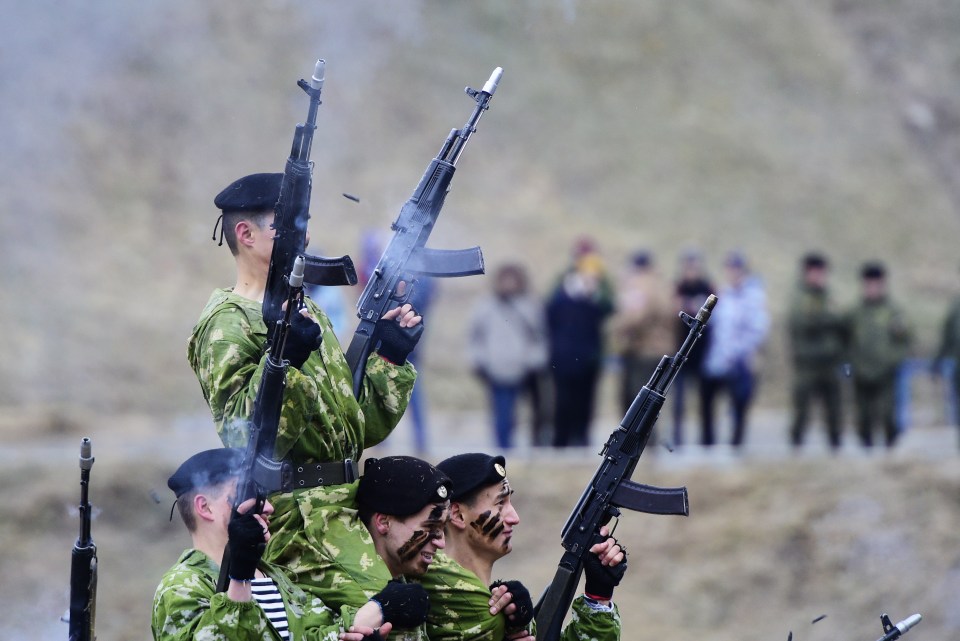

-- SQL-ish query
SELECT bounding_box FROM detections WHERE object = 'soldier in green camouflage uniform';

[846,262,913,448]
[424,453,625,641]
[355,455,458,641]
[934,287,960,447]
[187,173,420,612]
[152,448,388,641]
[787,253,847,449]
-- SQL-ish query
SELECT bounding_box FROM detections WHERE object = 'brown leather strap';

[291,459,358,489]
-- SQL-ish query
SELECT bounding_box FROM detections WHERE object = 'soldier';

[353,456,450,641]
[187,172,422,611]
[846,262,913,447]
[934,273,960,447]
[152,448,390,641]
[787,253,847,450]
[422,453,626,641]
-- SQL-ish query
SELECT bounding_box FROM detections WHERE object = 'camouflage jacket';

[846,297,912,382]
[787,282,846,369]
[151,548,352,641]
[186,288,416,462]
[422,552,621,641]
[936,296,960,362]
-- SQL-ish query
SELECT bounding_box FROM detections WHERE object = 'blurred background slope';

[1,1,959,640]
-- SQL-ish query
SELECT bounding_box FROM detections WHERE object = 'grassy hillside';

[5,420,958,641]
[3,0,960,420]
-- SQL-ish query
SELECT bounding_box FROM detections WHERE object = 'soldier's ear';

[193,493,217,523]
[373,512,391,535]
[448,502,467,531]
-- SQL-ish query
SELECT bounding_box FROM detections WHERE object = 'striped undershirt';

[251,577,290,640]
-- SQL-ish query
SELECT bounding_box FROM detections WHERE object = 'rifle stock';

[67,437,97,641]
[344,67,503,396]
[534,295,717,640]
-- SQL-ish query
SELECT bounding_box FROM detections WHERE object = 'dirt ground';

[4,401,958,641]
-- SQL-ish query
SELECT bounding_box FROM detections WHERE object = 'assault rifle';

[67,437,97,641]
[216,256,306,592]
[343,67,503,396]
[263,58,357,341]
[534,295,718,641]
[873,613,922,641]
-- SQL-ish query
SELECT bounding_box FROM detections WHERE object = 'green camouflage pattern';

[186,288,415,611]
[264,480,393,612]
[421,552,621,641]
[152,548,353,641]
[187,288,416,461]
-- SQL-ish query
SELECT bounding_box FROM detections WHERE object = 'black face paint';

[397,529,432,561]
[470,480,513,544]
[397,504,448,561]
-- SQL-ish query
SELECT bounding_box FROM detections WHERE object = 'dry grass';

[6,412,959,641]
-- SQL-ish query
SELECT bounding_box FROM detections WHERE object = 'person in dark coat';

[545,239,615,447]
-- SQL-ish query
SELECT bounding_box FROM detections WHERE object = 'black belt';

[291,459,358,489]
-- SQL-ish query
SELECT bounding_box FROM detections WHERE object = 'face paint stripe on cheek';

[397,530,431,561]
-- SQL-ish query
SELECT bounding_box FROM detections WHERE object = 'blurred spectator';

[933,269,960,447]
[846,262,912,448]
[609,250,676,416]
[786,252,847,450]
[546,237,616,447]
[406,276,436,454]
[671,248,715,446]
[468,263,549,449]
[700,251,770,448]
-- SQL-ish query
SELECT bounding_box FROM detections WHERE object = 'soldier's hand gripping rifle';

[533,295,718,641]
[343,67,503,396]
[67,437,97,641]
[216,256,308,592]
[263,59,358,342]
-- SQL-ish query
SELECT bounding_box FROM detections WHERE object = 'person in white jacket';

[700,251,770,448]
[468,263,549,449]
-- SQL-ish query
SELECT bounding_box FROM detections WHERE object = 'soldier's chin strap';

[211,214,225,246]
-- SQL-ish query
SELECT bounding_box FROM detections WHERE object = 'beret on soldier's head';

[357,456,452,517]
[436,453,507,502]
[214,172,283,214]
[861,261,886,280]
[167,448,244,498]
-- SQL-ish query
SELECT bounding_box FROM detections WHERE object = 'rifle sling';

[610,480,689,516]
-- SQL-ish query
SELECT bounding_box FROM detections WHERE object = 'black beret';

[167,448,244,498]
[214,173,283,214]
[357,456,451,517]
[802,252,828,269]
[861,261,886,280]
[436,453,507,502]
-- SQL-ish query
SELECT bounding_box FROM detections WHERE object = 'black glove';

[371,579,430,629]
[490,579,534,628]
[227,512,267,582]
[583,542,628,600]
[283,310,323,369]
[375,316,423,365]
